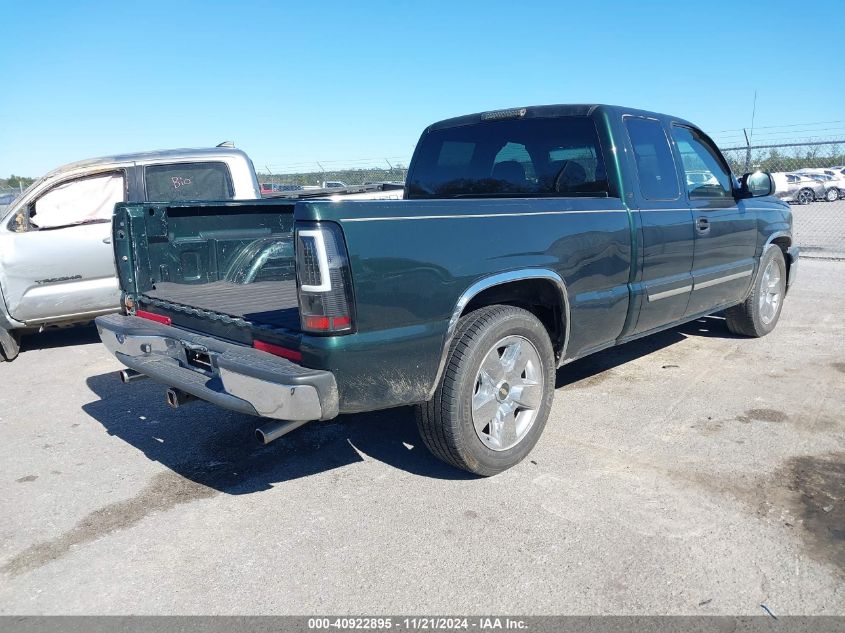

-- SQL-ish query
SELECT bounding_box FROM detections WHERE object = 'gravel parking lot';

[0,259,842,615]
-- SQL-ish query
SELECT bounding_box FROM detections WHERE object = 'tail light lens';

[295,221,355,334]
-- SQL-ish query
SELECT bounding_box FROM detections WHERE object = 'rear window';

[145,162,234,201]
[407,116,610,199]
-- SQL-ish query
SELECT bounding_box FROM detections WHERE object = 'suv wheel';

[826,188,839,202]
[416,305,556,476]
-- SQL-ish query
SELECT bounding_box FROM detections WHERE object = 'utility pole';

[743,128,752,173]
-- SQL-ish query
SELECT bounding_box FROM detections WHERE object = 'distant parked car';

[771,172,826,204]
[260,183,303,195]
[0,147,262,361]
[807,173,842,201]
[0,191,17,211]
[795,168,844,200]
[321,180,347,189]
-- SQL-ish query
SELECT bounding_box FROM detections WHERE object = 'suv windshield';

[407,116,610,199]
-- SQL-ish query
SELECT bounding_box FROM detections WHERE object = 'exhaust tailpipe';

[255,419,311,445]
[119,369,147,384]
[166,388,197,408]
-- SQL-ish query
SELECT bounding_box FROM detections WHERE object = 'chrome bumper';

[95,314,338,421]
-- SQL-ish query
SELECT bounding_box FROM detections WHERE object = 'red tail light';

[295,221,355,334]
[136,310,172,326]
[253,339,303,362]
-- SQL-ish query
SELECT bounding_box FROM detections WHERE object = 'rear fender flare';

[426,268,570,400]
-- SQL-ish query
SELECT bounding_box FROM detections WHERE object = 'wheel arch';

[426,269,570,399]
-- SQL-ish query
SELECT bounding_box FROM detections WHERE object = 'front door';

[0,171,126,323]
[623,116,695,335]
[670,125,757,317]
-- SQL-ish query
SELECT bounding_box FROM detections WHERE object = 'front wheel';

[826,188,839,202]
[416,305,556,476]
[725,247,787,337]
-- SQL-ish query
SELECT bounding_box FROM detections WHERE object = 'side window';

[671,125,732,199]
[144,162,234,201]
[30,172,125,230]
[624,117,680,200]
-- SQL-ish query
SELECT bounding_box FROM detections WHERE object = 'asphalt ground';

[0,259,842,615]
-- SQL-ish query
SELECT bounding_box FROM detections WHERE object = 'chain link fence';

[0,186,21,213]
[721,140,845,259]
[257,159,409,191]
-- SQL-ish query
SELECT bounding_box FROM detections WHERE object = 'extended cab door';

[622,116,695,335]
[670,125,757,316]
[0,171,127,323]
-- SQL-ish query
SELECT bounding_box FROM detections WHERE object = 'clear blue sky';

[2,0,843,176]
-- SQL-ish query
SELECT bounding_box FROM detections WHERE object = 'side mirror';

[740,171,774,198]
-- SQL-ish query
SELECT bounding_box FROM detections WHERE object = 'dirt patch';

[738,408,788,423]
[1,470,216,577]
[785,454,844,575]
[15,475,37,483]
[831,362,845,374]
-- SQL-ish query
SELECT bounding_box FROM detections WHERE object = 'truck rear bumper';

[95,314,338,421]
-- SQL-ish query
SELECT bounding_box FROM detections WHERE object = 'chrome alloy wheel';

[797,189,814,204]
[471,335,544,451]
[759,258,783,325]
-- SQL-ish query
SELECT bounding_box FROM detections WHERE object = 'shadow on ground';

[17,323,101,353]
[82,314,739,494]
[556,314,737,388]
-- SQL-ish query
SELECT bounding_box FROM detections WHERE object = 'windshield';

[406,116,610,199]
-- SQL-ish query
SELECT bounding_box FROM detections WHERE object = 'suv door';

[623,116,695,335]
[670,125,757,317]
[0,171,127,322]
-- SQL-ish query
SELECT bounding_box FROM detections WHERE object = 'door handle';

[102,236,112,244]
[696,217,710,233]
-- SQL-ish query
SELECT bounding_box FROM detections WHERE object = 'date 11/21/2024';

[307,617,529,630]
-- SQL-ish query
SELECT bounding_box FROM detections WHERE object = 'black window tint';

[145,162,233,201]
[624,117,679,200]
[407,117,609,199]
[671,126,732,199]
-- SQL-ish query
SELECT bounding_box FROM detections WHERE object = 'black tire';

[725,247,787,337]
[416,305,556,476]
[0,327,20,361]
[797,188,814,205]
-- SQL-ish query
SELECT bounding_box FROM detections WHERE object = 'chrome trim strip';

[341,209,626,222]
[426,269,570,400]
[693,269,752,290]
[647,284,692,302]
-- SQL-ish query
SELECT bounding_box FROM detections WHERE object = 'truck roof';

[425,104,697,132]
[41,147,252,180]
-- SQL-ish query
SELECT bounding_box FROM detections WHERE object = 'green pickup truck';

[96,104,798,476]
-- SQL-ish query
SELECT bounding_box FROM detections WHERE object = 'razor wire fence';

[720,139,845,259]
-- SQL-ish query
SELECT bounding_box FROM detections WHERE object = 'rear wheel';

[725,247,787,337]
[797,188,814,205]
[416,305,556,476]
